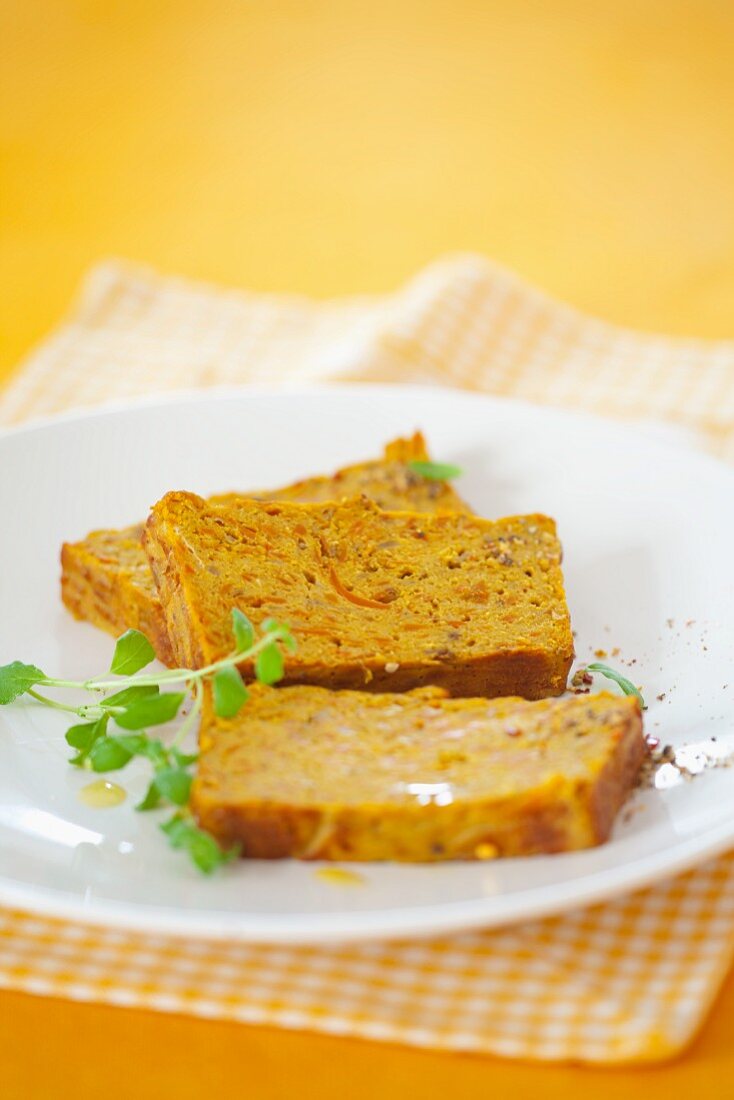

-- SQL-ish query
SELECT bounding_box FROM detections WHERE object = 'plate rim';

[0,379,720,466]
[0,822,732,944]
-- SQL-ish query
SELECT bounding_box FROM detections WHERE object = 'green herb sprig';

[0,610,296,872]
[408,459,463,481]
[586,662,646,709]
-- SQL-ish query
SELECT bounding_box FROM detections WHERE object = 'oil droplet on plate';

[315,867,365,886]
[79,779,127,808]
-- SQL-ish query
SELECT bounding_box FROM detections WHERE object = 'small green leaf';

[408,460,463,482]
[101,730,169,767]
[113,692,186,730]
[103,684,159,708]
[136,780,163,812]
[65,721,100,751]
[109,630,156,676]
[255,643,284,685]
[111,733,151,756]
[261,618,297,653]
[587,663,647,710]
[0,661,47,705]
[160,814,191,846]
[160,814,238,874]
[141,737,169,767]
[154,768,193,807]
[89,736,135,772]
[187,832,238,874]
[231,609,254,653]
[67,715,108,766]
[213,667,249,719]
[171,747,199,768]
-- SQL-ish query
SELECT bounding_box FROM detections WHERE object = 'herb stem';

[26,689,85,715]
[36,631,282,698]
[80,632,281,692]
[172,678,203,749]
[587,662,646,709]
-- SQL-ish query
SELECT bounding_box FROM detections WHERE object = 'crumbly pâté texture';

[60,433,470,665]
[192,686,645,860]
[143,492,574,698]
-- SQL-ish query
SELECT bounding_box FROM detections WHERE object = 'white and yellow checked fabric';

[2,255,734,1065]
[2,255,734,458]
[2,856,734,1065]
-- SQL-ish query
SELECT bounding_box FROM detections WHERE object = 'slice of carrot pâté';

[60,432,469,665]
[143,491,574,698]
[191,686,645,861]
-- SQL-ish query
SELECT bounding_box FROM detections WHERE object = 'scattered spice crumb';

[594,649,607,659]
[638,738,734,790]
[656,693,666,703]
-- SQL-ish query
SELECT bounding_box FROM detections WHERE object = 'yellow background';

[2,0,734,1093]
[5,0,734,376]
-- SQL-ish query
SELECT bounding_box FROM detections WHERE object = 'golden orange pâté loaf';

[192,686,645,860]
[143,491,574,697]
[60,433,469,665]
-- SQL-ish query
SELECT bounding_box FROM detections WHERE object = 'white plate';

[0,384,732,943]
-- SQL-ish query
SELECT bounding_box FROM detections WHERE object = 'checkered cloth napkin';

[2,255,734,1064]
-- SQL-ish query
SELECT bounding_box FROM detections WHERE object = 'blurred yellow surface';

[2,0,734,1093]
[3,0,734,378]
